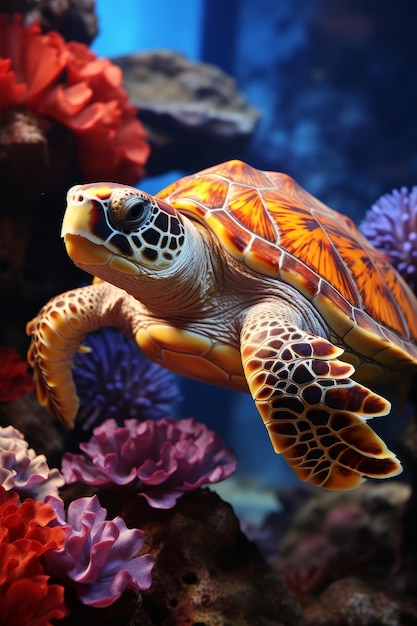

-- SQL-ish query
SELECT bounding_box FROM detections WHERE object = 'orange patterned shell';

[157,160,417,365]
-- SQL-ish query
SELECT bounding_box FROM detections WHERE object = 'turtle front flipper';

[26,281,130,428]
[240,304,402,489]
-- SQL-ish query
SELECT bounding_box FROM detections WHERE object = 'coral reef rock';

[0,0,98,43]
[305,577,417,626]
[279,481,411,563]
[0,110,77,208]
[99,487,304,626]
[114,50,260,175]
[273,479,417,624]
[0,393,65,465]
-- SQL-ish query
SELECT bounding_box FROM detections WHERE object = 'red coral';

[0,346,34,402]
[0,14,150,183]
[0,486,68,625]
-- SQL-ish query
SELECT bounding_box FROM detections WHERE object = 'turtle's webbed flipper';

[26,283,109,427]
[241,306,402,490]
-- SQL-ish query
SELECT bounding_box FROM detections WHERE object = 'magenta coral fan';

[0,425,64,500]
[43,494,154,607]
[62,418,237,508]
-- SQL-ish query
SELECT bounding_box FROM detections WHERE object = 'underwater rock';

[113,50,260,175]
[0,392,65,465]
[277,481,411,600]
[0,214,30,284]
[305,577,417,626]
[0,109,77,210]
[279,481,410,555]
[96,487,304,626]
[0,0,98,44]
[394,416,417,595]
[399,415,417,475]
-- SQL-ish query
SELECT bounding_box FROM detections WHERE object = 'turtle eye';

[123,197,151,227]
[109,192,153,231]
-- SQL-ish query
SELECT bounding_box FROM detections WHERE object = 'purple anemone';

[72,328,182,431]
[43,494,154,607]
[0,425,64,500]
[61,417,237,508]
[360,186,417,293]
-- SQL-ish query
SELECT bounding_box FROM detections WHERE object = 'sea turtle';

[27,160,417,489]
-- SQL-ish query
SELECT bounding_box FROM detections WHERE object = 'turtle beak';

[60,189,109,267]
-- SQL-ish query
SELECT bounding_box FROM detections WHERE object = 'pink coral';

[44,494,154,607]
[0,425,64,500]
[62,417,237,508]
[0,486,68,625]
[0,13,149,183]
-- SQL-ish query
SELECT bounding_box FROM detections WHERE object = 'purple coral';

[61,417,237,508]
[43,494,154,607]
[72,328,182,432]
[360,186,417,293]
[0,425,64,500]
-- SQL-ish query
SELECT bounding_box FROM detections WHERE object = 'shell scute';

[228,184,276,243]
[162,174,229,211]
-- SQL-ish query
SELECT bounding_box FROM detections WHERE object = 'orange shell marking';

[158,160,417,358]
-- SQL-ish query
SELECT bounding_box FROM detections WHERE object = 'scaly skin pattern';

[241,303,400,489]
[26,160,417,489]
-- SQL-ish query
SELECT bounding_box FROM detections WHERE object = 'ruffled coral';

[44,494,154,607]
[0,486,68,625]
[72,328,182,432]
[360,186,417,293]
[0,13,149,183]
[62,417,237,508]
[0,425,64,500]
[0,346,34,402]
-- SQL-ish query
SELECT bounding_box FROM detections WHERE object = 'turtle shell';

[157,160,417,374]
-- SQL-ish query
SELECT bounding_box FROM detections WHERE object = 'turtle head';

[62,183,187,278]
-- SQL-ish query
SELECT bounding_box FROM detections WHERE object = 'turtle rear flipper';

[240,303,402,489]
